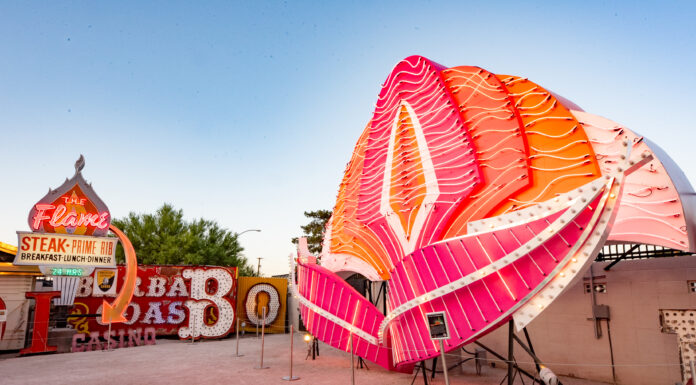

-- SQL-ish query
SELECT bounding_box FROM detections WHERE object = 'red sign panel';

[27,156,111,237]
[69,265,237,342]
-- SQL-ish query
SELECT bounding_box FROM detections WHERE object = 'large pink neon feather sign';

[291,56,695,371]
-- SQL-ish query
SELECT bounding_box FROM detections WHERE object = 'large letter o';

[245,283,280,326]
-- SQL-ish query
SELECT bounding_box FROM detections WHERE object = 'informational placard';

[14,232,117,268]
[92,268,118,296]
[425,311,450,340]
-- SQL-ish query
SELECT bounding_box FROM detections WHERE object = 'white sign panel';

[92,268,118,296]
[14,232,117,268]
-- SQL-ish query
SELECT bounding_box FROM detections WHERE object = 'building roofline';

[0,241,17,255]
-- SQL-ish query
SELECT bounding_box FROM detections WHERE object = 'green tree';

[112,204,256,276]
[291,209,332,254]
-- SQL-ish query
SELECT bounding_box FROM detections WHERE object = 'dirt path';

[0,333,608,385]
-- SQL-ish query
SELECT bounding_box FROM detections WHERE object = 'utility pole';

[257,257,263,276]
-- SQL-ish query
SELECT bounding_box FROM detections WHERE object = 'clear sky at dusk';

[1,1,694,276]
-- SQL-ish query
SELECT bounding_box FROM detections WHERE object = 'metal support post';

[282,324,299,381]
[603,244,640,271]
[473,340,544,384]
[439,340,450,385]
[190,312,195,344]
[350,332,355,385]
[311,336,318,359]
[235,318,243,357]
[522,327,540,373]
[507,320,514,385]
[382,282,387,315]
[106,321,112,351]
[430,357,437,380]
[256,307,269,369]
[357,357,369,370]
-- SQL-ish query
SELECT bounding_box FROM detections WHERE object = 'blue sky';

[1,1,694,276]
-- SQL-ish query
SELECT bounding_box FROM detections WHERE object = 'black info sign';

[425,311,450,340]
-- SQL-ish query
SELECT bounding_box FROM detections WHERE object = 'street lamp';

[237,229,261,237]
[236,229,261,275]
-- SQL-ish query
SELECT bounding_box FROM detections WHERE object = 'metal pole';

[235,318,243,357]
[590,264,602,339]
[256,307,269,369]
[507,320,514,385]
[282,324,299,381]
[690,360,696,385]
[107,321,112,351]
[261,307,266,366]
[421,362,429,385]
[439,340,450,385]
[257,257,263,276]
[522,327,541,373]
[473,341,540,383]
[350,332,355,385]
[431,356,437,380]
[191,312,195,344]
[382,282,387,315]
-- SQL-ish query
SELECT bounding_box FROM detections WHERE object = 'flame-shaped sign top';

[293,56,695,371]
[27,155,111,237]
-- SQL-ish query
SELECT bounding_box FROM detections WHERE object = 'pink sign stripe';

[385,192,604,367]
[388,207,570,310]
[296,262,398,370]
[358,56,481,266]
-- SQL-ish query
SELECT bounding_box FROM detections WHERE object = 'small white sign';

[92,268,118,296]
[14,232,117,268]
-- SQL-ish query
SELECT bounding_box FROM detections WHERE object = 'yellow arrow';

[101,224,137,324]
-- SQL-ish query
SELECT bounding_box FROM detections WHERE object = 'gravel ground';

[0,333,610,385]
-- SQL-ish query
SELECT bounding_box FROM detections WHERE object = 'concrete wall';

[0,275,33,350]
[463,255,696,385]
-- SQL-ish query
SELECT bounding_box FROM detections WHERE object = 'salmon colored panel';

[574,110,690,251]
[489,75,602,215]
[357,56,480,268]
[441,67,530,238]
[325,123,392,279]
